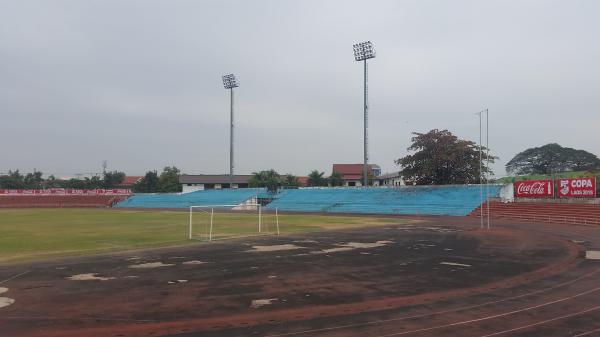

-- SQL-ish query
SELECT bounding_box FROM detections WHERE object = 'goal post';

[188,204,279,241]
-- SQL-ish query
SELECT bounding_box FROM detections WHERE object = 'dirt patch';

[0,297,15,308]
[67,273,115,281]
[182,260,205,265]
[315,240,393,254]
[440,262,472,267]
[586,251,600,260]
[128,262,174,269]
[168,280,188,284]
[246,244,304,252]
[250,298,278,308]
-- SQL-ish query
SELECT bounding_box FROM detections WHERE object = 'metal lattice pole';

[363,59,369,187]
[353,41,375,188]
[222,74,239,189]
[230,87,234,188]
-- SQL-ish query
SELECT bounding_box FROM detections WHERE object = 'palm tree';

[307,170,327,187]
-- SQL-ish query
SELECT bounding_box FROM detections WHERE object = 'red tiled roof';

[297,176,309,186]
[120,176,143,186]
[332,164,364,175]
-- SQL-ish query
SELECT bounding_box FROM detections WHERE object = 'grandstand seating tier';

[264,186,502,216]
[470,201,600,225]
[115,189,264,209]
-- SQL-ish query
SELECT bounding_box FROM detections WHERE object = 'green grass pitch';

[0,209,414,264]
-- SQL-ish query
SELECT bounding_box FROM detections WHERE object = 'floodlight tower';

[353,41,376,187]
[222,74,239,188]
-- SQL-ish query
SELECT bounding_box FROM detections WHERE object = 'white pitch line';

[573,327,600,337]
[265,267,600,337]
[0,271,30,285]
[480,305,600,337]
[375,286,600,337]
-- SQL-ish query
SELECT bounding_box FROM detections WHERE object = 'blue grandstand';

[264,185,502,216]
[116,188,263,209]
[116,185,502,216]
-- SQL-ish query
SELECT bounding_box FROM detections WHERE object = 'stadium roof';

[179,174,252,184]
[332,164,380,176]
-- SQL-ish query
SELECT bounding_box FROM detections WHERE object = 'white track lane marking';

[0,271,30,285]
[573,327,600,337]
[0,315,157,322]
[375,286,600,337]
[265,268,600,337]
[480,305,600,337]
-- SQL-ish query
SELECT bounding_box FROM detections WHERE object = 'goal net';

[188,204,280,241]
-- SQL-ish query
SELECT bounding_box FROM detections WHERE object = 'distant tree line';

[0,166,182,193]
[132,166,182,193]
[248,169,346,193]
[0,170,126,189]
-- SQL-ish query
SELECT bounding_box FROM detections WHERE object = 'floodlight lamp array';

[222,74,239,89]
[353,41,376,61]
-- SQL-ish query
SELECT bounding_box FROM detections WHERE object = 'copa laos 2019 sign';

[557,177,597,198]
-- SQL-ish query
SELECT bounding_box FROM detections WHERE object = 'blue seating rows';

[264,185,502,216]
[115,186,501,216]
[115,188,263,209]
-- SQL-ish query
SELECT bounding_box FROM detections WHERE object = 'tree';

[0,170,25,189]
[103,170,125,188]
[307,170,328,187]
[396,129,495,185]
[157,166,182,193]
[328,171,344,187]
[282,174,300,188]
[45,175,62,188]
[249,169,281,193]
[506,143,600,175]
[133,171,159,193]
[24,170,43,189]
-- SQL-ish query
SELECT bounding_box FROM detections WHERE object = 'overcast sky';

[1,0,599,178]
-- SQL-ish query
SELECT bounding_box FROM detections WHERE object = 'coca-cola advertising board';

[514,180,553,198]
[557,177,597,198]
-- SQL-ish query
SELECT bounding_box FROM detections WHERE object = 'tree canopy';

[132,171,159,193]
[396,129,495,185]
[249,169,281,193]
[328,171,344,187]
[307,170,328,187]
[506,143,600,175]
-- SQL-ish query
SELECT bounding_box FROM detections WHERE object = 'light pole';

[353,41,376,187]
[222,74,239,189]
[476,109,490,230]
[476,110,484,230]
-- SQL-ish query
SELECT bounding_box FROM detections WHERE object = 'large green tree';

[249,169,281,193]
[396,129,495,185]
[103,170,125,188]
[506,143,600,175]
[157,166,182,192]
[133,171,159,193]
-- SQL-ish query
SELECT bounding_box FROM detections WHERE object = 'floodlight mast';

[353,41,376,187]
[222,74,239,188]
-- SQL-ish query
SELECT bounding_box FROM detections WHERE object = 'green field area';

[0,209,414,264]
